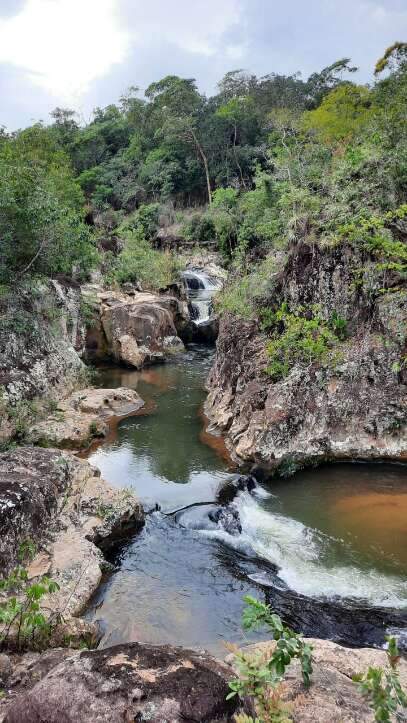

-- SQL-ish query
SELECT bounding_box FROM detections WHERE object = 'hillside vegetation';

[0,44,406,365]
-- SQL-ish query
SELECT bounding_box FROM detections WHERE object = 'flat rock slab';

[29,387,144,449]
[4,642,237,722]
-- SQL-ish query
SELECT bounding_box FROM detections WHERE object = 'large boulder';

[0,448,144,617]
[83,288,189,367]
[3,642,237,722]
[0,448,70,575]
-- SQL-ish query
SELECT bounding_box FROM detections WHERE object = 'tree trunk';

[233,122,246,189]
[190,128,212,205]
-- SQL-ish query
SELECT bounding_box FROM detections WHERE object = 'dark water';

[86,346,407,655]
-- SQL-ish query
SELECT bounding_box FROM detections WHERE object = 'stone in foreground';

[4,642,237,723]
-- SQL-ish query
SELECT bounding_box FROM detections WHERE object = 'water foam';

[203,493,407,609]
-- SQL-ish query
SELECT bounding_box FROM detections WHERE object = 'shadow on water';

[85,345,407,655]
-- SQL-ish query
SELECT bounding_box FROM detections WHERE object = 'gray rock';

[206,242,406,472]
[3,642,237,723]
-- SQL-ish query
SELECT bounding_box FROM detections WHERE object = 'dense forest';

[1,42,405,290]
[0,41,406,387]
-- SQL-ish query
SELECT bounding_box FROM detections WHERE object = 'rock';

[208,505,242,535]
[84,288,189,366]
[0,448,144,633]
[216,475,257,504]
[28,387,144,449]
[206,243,406,472]
[0,448,71,575]
[226,637,407,722]
[192,316,219,343]
[3,642,237,723]
[30,455,144,618]
[0,654,12,684]
[0,282,86,443]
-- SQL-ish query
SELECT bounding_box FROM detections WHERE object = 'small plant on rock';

[353,636,407,722]
[0,542,60,651]
[227,596,313,722]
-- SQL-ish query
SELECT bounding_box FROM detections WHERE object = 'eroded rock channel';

[81,346,407,656]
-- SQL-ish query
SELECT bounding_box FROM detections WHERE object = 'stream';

[85,345,407,656]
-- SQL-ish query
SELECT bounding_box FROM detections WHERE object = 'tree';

[146,76,213,204]
[305,58,358,108]
[375,42,407,75]
[302,84,373,144]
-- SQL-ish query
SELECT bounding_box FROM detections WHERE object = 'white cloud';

[0,0,129,103]
[123,0,243,57]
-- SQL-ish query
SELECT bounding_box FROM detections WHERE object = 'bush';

[0,542,60,651]
[353,636,407,722]
[265,303,338,380]
[182,212,216,244]
[227,597,313,721]
[111,230,181,290]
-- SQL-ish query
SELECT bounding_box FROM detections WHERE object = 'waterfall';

[182,268,222,326]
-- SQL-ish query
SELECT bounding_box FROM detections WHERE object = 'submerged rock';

[217,474,257,504]
[208,505,242,535]
[3,642,237,723]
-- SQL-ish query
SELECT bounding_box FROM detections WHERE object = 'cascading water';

[182,268,222,326]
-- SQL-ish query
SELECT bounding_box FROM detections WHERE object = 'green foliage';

[353,637,407,722]
[265,304,339,380]
[110,230,181,290]
[0,124,98,283]
[227,597,313,722]
[181,212,216,244]
[339,205,407,273]
[0,542,60,651]
[120,203,160,240]
[303,84,374,144]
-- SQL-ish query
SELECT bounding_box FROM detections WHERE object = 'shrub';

[265,303,338,380]
[111,230,181,290]
[353,636,407,722]
[227,597,313,722]
[0,542,60,651]
[182,212,216,244]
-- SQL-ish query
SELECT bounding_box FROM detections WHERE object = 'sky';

[0,0,406,129]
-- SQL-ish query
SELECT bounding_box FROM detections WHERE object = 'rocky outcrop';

[3,642,237,723]
[2,636,406,722]
[0,447,144,619]
[0,448,70,575]
[0,281,86,407]
[28,387,144,449]
[226,637,407,722]
[206,243,406,473]
[0,280,87,444]
[83,286,189,367]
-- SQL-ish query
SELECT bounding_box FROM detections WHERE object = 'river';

[84,345,407,656]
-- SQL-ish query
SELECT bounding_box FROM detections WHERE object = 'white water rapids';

[201,491,407,609]
[182,268,222,325]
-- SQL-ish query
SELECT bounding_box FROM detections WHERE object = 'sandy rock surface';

[28,387,144,448]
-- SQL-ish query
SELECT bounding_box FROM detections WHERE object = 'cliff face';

[0,280,86,407]
[206,242,406,474]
